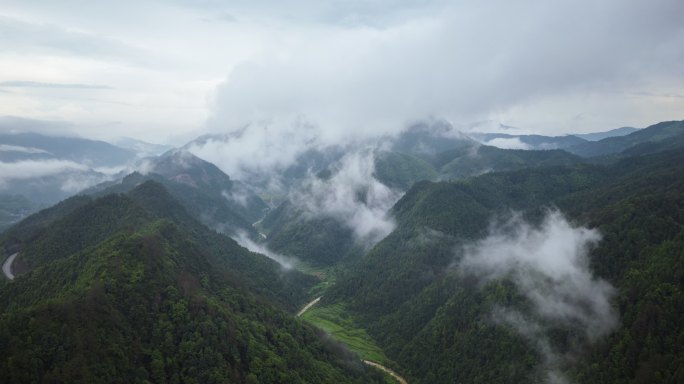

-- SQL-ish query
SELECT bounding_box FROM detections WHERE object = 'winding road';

[2,252,17,280]
[363,360,408,384]
[296,296,322,317]
[296,296,408,383]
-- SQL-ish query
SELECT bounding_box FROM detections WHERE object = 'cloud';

[0,159,88,183]
[0,81,112,89]
[483,137,531,150]
[59,172,109,193]
[208,0,684,137]
[0,144,50,154]
[0,15,150,64]
[459,210,617,383]
[0,116,74,136]
[187,118,324,180]
[233,230,296,270]
[292,150,400,245]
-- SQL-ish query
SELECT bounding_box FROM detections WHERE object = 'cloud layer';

[459,210,617,382]
[0,159,87,183]
[2,0,683,142]
[292,150,400,245]
[209,0,684,138]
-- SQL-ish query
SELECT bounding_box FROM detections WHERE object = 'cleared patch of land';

[300,302,392,366]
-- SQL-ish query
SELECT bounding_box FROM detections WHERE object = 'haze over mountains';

[2,1,684,382]
[2,116,684,383]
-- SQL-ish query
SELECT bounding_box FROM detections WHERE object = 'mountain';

[85,150,268,236]
[430,145,584,179]
[566,120,684,157]
[0,194,41,233]
[113,137,173,158]
[0,132,136,167]
[389,121,477,156]
[143,149,269,223]
[573,126,639,141]
[0,132,141,219]
[258,201,360,267]
[324,148,684,383]
[0,181,386,383]
[468,132,587,150]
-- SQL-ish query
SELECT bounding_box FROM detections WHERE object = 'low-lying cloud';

[483,137,531,150]
[208,0,684,138]
[187,119,324,181]
[0,159,88,184]
[0,144,50,154]
[292,150,400,246]
[459,210,617,383]
[233,230,296,270]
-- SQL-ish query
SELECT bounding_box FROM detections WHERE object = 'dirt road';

[2,252,18,280]
[296,296,322,317]
[363,360,408,384]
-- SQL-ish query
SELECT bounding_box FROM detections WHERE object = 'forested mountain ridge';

[84,150,268,237]
[0,181,388,383]
[2,181,313,310]
[326,148,684,383]
[566,120,684,158]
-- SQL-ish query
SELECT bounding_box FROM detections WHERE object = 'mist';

[0,159,87,185]
[233,230,296,270]
[459,210,617,383]
[292,150,400,246]
[187,119,325,181]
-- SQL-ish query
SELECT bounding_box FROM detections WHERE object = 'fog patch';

[233,230,296,270]
[94,165,131,176]
[188,118,324,181]
[292,150,400,246]
[459,210,617,383]
[136,158,156,175]
[484,137,531,150]
[222,189,249,207]
[0,144,50,154]
[60,172,109,193]
[0,159,88,185]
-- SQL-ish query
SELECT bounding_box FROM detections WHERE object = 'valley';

[2,119,684,383]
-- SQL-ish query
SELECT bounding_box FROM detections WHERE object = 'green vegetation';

[327,147,684,383]
[301,303,393,367]
[0,194,41,233]
[373,151,439,190]
[567,120,684,157]
[0,181,386,383]
[259,201,360,267]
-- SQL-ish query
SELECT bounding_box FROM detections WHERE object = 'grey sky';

[0,0,682,144]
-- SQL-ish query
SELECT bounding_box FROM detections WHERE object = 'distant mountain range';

[2,118,684,382]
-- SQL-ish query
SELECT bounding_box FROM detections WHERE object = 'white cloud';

[209,0,684,138]
[187,118,324,180]
[0,159,88,183]
[292,150,400,245]
[1,0,683,142]
[483,138,531,150]
[233,230,296,270]
[459,210,617,383]
[0,143,49,154]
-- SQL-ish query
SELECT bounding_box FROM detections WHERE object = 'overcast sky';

[0,0,682,144]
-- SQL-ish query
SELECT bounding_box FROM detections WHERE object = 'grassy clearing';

[300,302,391,366]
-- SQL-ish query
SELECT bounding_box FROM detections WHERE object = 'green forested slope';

[0,182,386,383]
[567,120,684,157]
[329,149,684,383]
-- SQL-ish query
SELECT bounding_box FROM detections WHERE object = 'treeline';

[328,149,684,383]
[0,181,386,383]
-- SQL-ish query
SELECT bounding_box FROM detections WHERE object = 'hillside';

[567,120,684,157]
[325,148,684,383]
[0,181,387,383]
[85,150,268,237]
